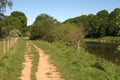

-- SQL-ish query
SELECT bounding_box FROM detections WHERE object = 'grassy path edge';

[0,40,26,80]
[32,40,120,80]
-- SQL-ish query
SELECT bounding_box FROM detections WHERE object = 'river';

[85,41,120,65]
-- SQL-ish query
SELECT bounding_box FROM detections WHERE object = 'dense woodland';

[0,8,120,48]
[64,8,120,38]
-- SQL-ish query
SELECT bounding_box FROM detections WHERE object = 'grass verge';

[0,40,26,80]
[32,40,120,80]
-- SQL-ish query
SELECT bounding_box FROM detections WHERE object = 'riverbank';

[85,36,120,43]
[32,40,120,80]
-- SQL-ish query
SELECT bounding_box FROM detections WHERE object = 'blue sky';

[5,0,120,25]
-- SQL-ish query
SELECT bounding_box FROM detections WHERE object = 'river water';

[85,42,120,65]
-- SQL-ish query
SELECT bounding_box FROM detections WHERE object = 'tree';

[106,20,118,36]
[116,12,120,35]
[30,25,41,39]
[10,11,27,36]
[0,0,12,37]
[51,23,84,49]
[2,11,27,36]
[5,16,22,35]
[98,24,106,37]
[86,14,100,38]
[0,0,12,14]
[31,14,59,41]
[96,10,109,37]
[109,8,120,36]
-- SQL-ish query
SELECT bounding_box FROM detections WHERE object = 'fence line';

[3,37,18,55]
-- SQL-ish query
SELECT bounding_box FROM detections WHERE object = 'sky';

[4,0,120,25]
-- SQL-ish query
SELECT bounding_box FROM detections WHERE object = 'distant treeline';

[0,8,120,48]
[64,8,120,38]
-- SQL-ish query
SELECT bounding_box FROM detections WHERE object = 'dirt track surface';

[31,42,64,80]
[20,41,64,80]
[20,42,32,80]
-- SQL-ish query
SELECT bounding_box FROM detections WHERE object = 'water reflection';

[85,42,120,65]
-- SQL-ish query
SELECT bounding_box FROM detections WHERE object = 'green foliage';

[0,40,26,80]
[108,8,120,36]
[1,11,27,37]
[106,20,118,36]
[116,14,120,35]
[116,45,120,51]
[51,23,84,48]
[0,0,12,14]
[30,14,84,49]
[30,14,58,40]
[97,10,109,37]
[98,24,106,37]
[10,11,27,36]
[33,40,120,80]
[30,25,41,39]
[86,14,100,38]
[0,20,6,37]
[5,16,22,32]
[116,45,120,52]
[64,8,120,38]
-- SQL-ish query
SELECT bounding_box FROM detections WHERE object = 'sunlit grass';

[33,40,120,80]
[0,40,26,80]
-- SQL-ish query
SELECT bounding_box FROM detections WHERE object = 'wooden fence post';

[3,37,18,54]
[7,38,10,52]
[4,39,6,55]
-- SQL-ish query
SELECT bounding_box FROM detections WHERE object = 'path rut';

[20,41,64,80]
[20,42,32,80]
[31,42,64,80]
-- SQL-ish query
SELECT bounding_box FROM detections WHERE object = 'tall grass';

[0,40,26,80]
[33,40,120,80]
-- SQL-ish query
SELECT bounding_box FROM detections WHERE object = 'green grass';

[32,40,120,80]
[0,40,26,80]
[29,41,39,80]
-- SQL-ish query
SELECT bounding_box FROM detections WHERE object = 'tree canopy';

[0,11,27,37]
[0,0,12,14]
[30,14,59,40]
[30,14,84,49]
[64,8,120,38]
[0,8,120,43]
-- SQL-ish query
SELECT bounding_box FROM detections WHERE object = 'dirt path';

[20,41,64,80]
[20,42,32,80]
[31,42,64,80]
